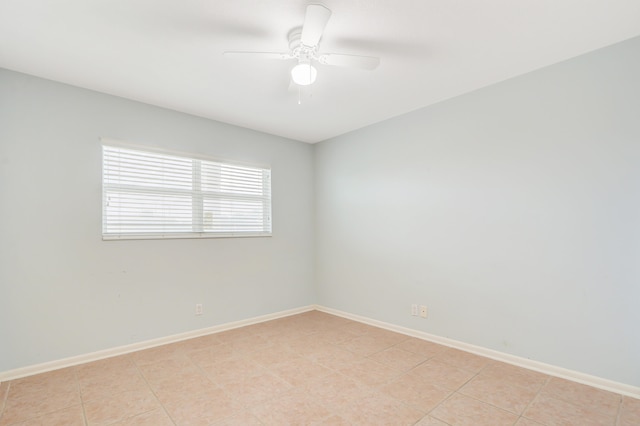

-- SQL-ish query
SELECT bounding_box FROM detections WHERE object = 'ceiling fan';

[223,4,380,87]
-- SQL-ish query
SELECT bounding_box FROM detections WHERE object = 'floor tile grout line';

[610,392,625,425]
[292,322,471,422]
[131,357,178,426]
[275,320,380,423]
[424,389,462,425]
[517,375,553,425]
[417,353,487,419]
[189,341,305,422]
[76,356,166,422]
[446,388,527,422]
[73,368,89,426]
[186,347,239,399]
[187,344,255,424]
[1,371,85,425]
[418,365,529,426]
[614,394,626,426]
[539,376,624,421]
[456,365,551,417]
[232,334,334,424]
[0,382,10,422]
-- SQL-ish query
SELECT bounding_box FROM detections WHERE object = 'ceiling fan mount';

[288,28,317,62]
[223,4,380,88]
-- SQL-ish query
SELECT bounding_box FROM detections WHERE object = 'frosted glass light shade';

[291,62,317,85]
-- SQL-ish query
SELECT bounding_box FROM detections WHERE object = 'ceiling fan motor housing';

[288,27,318,62]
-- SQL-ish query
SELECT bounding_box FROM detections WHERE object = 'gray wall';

[315,37,640,386]
[0,69,316,372]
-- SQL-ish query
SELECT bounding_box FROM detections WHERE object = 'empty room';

[1,1,639,425]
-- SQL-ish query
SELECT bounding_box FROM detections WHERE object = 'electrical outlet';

[419,305,428,318]
[411,304,418,316]
[195,304,203,316]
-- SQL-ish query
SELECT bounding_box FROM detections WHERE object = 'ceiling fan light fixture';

[291,61,317,86]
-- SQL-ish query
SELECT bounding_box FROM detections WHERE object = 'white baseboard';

[314,305,640,399]
[0,305,314,382]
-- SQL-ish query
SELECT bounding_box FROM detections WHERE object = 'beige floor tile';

[618,396,640,426]
[7,404,85,426]
[135,355,195,383]
[171,334,223,354]
[515,418,546,425]
[224,335,272,355]
[316,414,352,425]
[412,358,476,390]
[109,408,174,426]
[1,391,81,425]
[199,356,266,385]
[151,371,218,403]
[523,393,616,426]
[79,368,149,402]
[459,373,540,414]
[83,387,159,425]
[270,357,333,387]
[286,333,333,355]
[338,334,398,356]
[161,385,240,426]
[336,392,424,426]
[365,328,409,345]
[380,373,452,412]
[243,318,289,335]
[368,346,428,372]
[480,361,548,390]
[265,330,308,347]
[304,345,364,371]
[415,416,450,425]
[0,382,8,413]
[187,343,239,367]
[215,327,255,343]
[251,391,332,425]
[303,372,375,412]
[312,327,360,345]
[337,357,403,387]
[430,393,518,425]
[541,377,621,417]
[7,368,77,398]
[131,343,186,367]
[289,319,331,335]
[434,348,491,373]
[1,370,81,426]
[211,410,263,425]
[75,355,135,379]
[222,371,293,407]
[246,344,299,368]
[339,321,381,336]
[394,338,446,358]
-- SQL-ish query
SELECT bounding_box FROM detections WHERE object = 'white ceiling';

[1,1,640,143]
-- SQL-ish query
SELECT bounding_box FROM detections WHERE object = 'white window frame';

[101,139,272,240]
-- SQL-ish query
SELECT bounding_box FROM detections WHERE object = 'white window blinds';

[102,142,271,239]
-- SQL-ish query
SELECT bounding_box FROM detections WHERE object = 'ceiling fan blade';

[318,53,380,70]
[223,51,292,60]
[300,4,332,46]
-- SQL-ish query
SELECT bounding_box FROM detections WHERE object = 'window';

[102,141,271,239]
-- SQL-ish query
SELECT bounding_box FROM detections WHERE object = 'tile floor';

[0,310,638,425]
